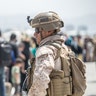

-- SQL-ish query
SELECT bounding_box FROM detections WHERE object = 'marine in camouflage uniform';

[27,11,68,96]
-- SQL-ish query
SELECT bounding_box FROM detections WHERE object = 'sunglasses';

[35,28,41,34]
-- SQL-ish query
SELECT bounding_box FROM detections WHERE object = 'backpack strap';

[46,42,69,71]
[47,41,69,58]
[46,42,62,59]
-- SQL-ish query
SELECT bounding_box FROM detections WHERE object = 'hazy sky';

[0,0,96,18]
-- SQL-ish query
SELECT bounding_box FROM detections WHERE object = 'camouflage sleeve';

[28,47,55,96]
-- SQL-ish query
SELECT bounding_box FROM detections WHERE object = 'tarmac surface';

[84,62,96,96]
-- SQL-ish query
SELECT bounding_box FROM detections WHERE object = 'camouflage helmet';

[27,11,64,32]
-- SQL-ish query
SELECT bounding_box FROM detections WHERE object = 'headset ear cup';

[61,21,64,27]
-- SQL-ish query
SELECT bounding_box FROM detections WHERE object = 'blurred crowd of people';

[0,29,96,96]
[63,33,96,62]
[0,30,38,96]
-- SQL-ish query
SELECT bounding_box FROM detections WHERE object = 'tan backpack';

[46,42,86,96]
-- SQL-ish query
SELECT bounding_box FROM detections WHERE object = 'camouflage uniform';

[28,35,67,96]
[27,11,66,96]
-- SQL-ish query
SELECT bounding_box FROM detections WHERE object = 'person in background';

[10,33,18,59]
[11,58,25,96]
[18,42,26,93]
[18,42,26,61]
[0,30,6,96]
[30,37,38,58]
[76,35,83,60]
[90,35,96,61]
[21,33,30,70]
[8,33,18,83]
